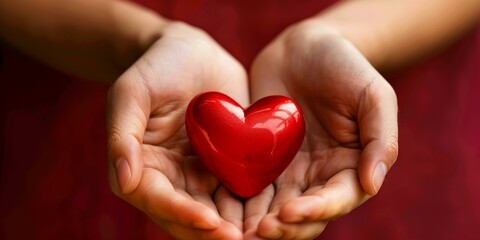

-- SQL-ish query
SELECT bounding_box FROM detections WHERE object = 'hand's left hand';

[107,22,248,239]
[244,21,399,239]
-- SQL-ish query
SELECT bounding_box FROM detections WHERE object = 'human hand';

[107,22,248,239]
[245,21,399,239]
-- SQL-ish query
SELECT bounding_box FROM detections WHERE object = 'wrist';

[109,1,169,71]
[276,19,348,61]
[108,1,214,74]
[282,18,382,69]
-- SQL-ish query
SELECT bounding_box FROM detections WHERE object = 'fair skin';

[244,1,480,238]
[107,23,249,239]
[1,0,479,239]
[244,27,397,239]
[2,1,247,239]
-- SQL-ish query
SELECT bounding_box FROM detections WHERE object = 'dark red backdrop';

[1,0,479,239]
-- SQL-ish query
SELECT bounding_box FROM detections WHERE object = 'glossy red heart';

[185,92,305,198]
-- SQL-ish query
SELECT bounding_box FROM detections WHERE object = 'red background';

[1,0,480,239]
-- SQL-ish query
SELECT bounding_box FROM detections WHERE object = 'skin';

[0,0,164,82]
[244,23,397,240]
[1,0,480,239]
[2,1,248,239]
[244,0,480,239]
[106,23,249,239]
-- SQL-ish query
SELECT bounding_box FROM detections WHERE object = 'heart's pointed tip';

[233,190,260,199]
[229,182,272,199]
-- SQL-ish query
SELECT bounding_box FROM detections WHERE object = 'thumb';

[357,80,399,196]
[107,72,150,194]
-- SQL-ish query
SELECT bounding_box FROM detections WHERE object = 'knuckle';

[107,125,122,145]
[385,135,399,165]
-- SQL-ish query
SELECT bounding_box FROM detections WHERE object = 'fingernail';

[114,158,131,193]
[193,210,221,229]
[372,162,387,194]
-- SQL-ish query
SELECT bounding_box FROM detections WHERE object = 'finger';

[357,80,399,195]
[255,214,282,239]
[251,183,302,237]
[190,190,218,214]
[278,169,369,223]
[162,220,243,240]
[183,156,220,213]
[249,44,290,102]
[244,230,265,240]
[107,70,151,194]
[268,183,303,214]
[281,221,327,240]
[214,186,244,231]
[244,185,275,233]
[256,213,327,240]
[211,52,250,108]
[128,168,222,230]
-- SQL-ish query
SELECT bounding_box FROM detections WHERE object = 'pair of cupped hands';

[107,19,398,240]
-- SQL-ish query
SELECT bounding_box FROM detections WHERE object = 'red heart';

[185,92,305,198]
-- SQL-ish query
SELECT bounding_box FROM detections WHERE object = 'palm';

[139,120,221,227]
[274,70,366,224]
[282,39,368,198]
[252,33,370,190]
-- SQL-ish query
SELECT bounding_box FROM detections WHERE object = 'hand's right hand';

[244,20,399,239]
[106,22,249,239]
